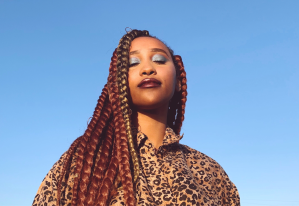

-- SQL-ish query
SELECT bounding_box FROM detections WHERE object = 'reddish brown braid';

[95,124,119,206]
[76,52,119,206]
[56,55,115,205]
[173,55,187,134]
[90,50,136,205]
[55,30,187,206]
[165,54,187,135]
[56,84,109,206]
[71,91,112,205]
[110,50,136,206]
[85,119,114,205]
[77,98,112,206]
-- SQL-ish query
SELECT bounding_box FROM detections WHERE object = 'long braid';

[116,30,150,183]
[71,90,111,205]
[95,123,119,206]
[57,84,109,205]
[85,118,114,205]
[73,55,117,205]
[166,55,187,135]
[95,50,135,205]
[173,55,187,134]
[76,96,112,206]
[70,54,115,206]
[112,49,136,206]
[83,52,119,205]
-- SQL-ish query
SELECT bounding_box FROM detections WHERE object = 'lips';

[138,78,161,88]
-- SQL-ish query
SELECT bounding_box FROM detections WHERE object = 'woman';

[32,30,240,206]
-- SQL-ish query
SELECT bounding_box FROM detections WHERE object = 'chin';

[133,99,170,111]
[130,91,175,111]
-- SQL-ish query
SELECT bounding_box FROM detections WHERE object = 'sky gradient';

[0,1,298,206]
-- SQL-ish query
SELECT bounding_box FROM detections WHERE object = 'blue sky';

[0,1,298,205]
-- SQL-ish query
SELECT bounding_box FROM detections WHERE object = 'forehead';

[130,37,169,53]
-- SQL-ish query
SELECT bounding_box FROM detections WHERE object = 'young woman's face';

[128,37,177,111]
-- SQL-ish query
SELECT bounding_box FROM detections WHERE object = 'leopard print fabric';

[32,128,240,206]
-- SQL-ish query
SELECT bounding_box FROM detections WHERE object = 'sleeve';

[218,168,240,206]
[32,153,66,206]
[180,145,240,206]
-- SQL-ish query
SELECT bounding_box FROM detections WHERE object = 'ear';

[175,77,181,92]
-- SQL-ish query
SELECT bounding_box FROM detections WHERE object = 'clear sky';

[0,1,298,206]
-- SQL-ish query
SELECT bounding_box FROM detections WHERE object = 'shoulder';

[178,143,230,178]
[177,144,240,205]
[32,136,82,206]
[32,152,68,206]
[178,144,222,170]
[52,152,68,171]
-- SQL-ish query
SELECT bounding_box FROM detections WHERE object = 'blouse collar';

[132,126,183,148]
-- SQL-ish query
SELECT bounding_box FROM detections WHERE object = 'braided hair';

[56,29,187,206]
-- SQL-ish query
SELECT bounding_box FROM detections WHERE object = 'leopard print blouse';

[32,128,240,206]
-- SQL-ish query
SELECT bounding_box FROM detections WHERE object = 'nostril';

[141,69,155,76]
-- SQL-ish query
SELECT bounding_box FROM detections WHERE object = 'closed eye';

[152,54,168,64]
[129,57,140,67]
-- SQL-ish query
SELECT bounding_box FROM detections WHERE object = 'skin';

[128,37,179,149]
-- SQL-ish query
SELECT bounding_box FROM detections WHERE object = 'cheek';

[127,70,139,98]
[128,70,136,86]
[162,68,177,92]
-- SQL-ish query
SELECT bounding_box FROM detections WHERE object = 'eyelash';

[129,55,167,67]
[129,62,139,67]
[153,60,166,65]
[129,58,140,67]
[152,54,167,64]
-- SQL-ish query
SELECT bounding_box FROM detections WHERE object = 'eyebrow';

[151,48,169,57]
[129,48,169,57]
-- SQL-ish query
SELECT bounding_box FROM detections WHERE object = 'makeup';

[129,57,140,66]
[137,78,161,88]
[152,54,167,63]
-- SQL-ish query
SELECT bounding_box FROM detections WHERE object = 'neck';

[132,106,168,149]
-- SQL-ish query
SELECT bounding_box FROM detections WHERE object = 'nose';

[139,62,157,76]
